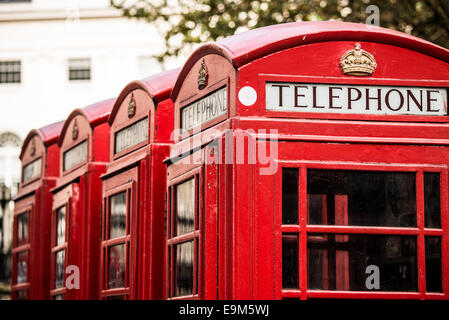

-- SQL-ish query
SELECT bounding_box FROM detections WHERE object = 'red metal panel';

[13,121,63,300]
[171,21,449,101]
[102,69,178,300]
[52,98,113,299]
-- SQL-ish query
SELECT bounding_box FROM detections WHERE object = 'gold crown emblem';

[339,43,377,76]
[72,120,78,140]
[198,59,208,90]
[128,94,136,118]
[30,139,36,157]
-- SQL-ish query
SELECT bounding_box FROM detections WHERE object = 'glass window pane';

[425,237,442,292]
[55,250,65,289]
[110,192,127,239]
[17,251,28,284]
[15,290,27,300]
[54,294,64,300]
[282,168,299,224]
[176,179,195,236]
[424,173,441,228]
[307,170,416,227]
[282,233,299,289]
[56,206,66,246]
[17,212,29,245]
[175,241,194,296]
[108,244,126,289]
[307,234,417,291]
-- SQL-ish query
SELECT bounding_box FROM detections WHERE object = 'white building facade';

[0,0,167,139]
[0,0,170,298]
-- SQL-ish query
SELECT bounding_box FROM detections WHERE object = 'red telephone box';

[167,21,449,300]
[12,121,64,300]
[50,98,114,300]
[100,69,179,300]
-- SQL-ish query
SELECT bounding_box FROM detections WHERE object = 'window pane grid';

[102,188,131,298]
[167,177,200,299]
[281,166,445,299]
[51,205,68,298]
[68,58,91,81]
[0,61,21,84]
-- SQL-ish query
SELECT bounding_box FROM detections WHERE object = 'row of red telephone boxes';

[12,21,449,300]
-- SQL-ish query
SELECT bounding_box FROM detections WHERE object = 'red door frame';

[101,167,138,300]
[165,142,220,300]
[271,157,449,300]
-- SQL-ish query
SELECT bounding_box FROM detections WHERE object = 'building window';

[0,61,21,84]
[281,166,443,298]
[167,177,199,298]
[68,58,91,81]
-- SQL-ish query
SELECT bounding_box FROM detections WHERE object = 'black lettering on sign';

[114,117,149,155]
[181,86,228,132]
[22,157,42,182]
[265,82,447,116]
[63,140,87,171]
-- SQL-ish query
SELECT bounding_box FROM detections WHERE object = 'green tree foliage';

[110,0,449,63]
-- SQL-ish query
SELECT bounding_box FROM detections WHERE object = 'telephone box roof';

[108,69,180,126]
[58,98,115,147]
[20,120,64,160]
[171,21,449,101]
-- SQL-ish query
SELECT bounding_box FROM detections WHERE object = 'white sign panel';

[22,157,41,182]
[115,117,148,154]
[181,86,227,131]
[266,82,448,116]
[63,140,87,171]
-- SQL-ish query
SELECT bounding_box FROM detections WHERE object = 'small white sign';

[115,117,148,155]
[22,157,41,182]
[238,86,258,106]
[266,82,448,116]
[63,140,87,171]
[181,86,227,131]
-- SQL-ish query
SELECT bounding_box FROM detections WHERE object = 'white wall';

[0,0,168,139]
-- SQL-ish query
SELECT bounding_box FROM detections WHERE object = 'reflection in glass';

[175,241,194,296]
[17,213,29,245]
[108,244,126,289]
[16,290,27,300]
[282,234,298,289]
[56,206,66,246]
[110,192,127,239]
[55,250,65,288]
[424,173,441,228]
[17,252,28,284]
[282,168,299,224]
[176,179,195,236]
[307,170,416,227]
[307,234,417,291]
[425,237,442,292]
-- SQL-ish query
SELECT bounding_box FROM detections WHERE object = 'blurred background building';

[0,0,171,299]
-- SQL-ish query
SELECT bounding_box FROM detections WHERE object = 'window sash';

[279,162,446,299]
[167,174,201,299]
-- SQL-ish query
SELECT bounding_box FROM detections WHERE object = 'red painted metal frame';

[165,144,219,300]
[51,99,114,300]
[168,21,449,300]
[12,121,64,300]
[101,69,179,300]
[101,178,137,299]
[275,160,449,300]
